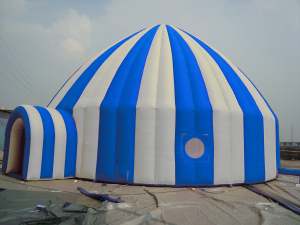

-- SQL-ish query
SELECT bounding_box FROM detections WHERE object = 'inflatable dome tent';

[3,25,280,186]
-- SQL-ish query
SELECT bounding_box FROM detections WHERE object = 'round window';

[185,138,205,159]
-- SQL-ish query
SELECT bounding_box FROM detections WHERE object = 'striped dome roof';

[41,24,280,185]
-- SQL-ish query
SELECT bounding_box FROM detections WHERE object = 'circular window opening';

[185,138,205,159]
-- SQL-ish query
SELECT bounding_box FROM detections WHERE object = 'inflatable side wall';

[2,105,77,180]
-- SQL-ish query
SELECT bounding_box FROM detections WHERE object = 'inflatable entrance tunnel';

[3,25,280,186]
[3,105,77,180]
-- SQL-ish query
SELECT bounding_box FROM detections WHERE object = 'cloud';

[0,6,93,107]
[49,9,92,58]
[0,0,26,18]
[61,38,85,56]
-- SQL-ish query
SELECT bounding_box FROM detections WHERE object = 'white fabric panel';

[22,105,44,180]
[154,26,176,184]
[77,107,99,179]
[135,25,175,185]
[210,48,277,180]
[134,27,163,183]
[73,107,84,177]
[74,107,97,179]
[73,28,150,180]
[173,27,245,184]
[47,108,67,179]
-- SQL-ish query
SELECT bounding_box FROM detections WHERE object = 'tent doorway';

[6,118,25,177]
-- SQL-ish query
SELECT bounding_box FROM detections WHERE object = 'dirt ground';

[0,172,300,225]
[0,153,299,224]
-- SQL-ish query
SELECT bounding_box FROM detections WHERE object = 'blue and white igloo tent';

[3,25,280,186]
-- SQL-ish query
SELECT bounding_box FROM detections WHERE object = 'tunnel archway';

[3,106,31,179]
[6,118,26,176]
[3,105,77,180]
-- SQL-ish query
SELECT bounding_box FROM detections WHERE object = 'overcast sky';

[0,0,299,141]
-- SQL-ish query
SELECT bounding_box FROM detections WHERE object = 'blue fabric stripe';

[166,26,214,186]
[35,106,55,179]
[96,25,159,183]
[59,110,78,177]
[184,30,266,183]
[279,167,300,176]
[2,106,31,179]
[238,68,280,172]
[56,30,143,112]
